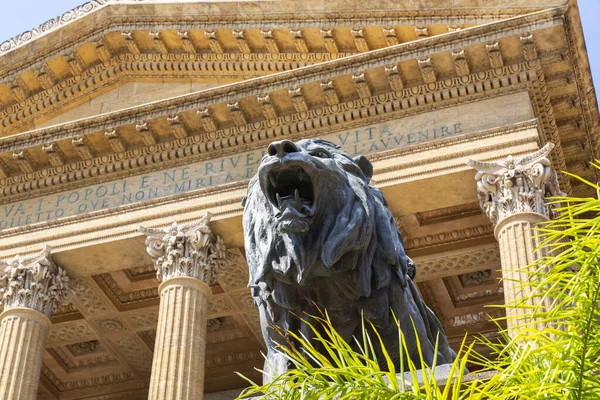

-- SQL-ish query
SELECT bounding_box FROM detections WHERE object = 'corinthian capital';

[0,245,72,318]
[466,143,562,226]
[139,214,227,285]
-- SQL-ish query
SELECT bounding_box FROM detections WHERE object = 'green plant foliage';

[237,166,600,400]
[236,312,475,400]
[466,166,600,400]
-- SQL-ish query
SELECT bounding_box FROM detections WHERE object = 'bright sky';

[0,0,598,101]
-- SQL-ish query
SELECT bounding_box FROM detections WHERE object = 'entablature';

[2,7,589,201]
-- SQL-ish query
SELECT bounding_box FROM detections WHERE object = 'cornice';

[0,52,352,136]
[0,0,559,62]
[0,6,566,149]
[561,0,600,178]
[0,64,538,201]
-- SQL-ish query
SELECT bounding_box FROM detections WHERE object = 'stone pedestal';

[467,143,560,335]
[140,215,226,400]
[0,246,71,400]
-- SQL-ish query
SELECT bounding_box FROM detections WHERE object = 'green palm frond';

[236,163,600,399]
[465,163,600,399]
[236,312,474,400]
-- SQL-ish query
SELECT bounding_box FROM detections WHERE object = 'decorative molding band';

[415,202,482,226]
[41,365,139,392]
[0,7,564,152]
[0,64,537,200]
[404,223,493,250]
[0,0,115,55]
[412,243,501,282]
[0,52,353,135]
[0,2,560,77]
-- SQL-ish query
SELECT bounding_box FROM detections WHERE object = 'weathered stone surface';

[243,138,455,381]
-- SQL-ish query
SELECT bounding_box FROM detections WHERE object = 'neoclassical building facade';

[0,0,597,398]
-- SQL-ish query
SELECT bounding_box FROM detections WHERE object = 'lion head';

[243,138,412,301]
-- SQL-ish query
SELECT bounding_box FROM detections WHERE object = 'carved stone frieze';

[93,273,158,309]
[208,295,235,317]
[448,309,505,328]
[48,346,119,371]
[139,214,227,284]
[458,269,495,287]
[123,307,159,331]
[41,365,138,392]
[415,202,482,226]
[413,244,501,282]
[0,245,71,318]
[47,320,97,347]
[404,224,494,250]
[217,252,250,291]
[108,335,153,375]
[206,350,262,368]
[72,277,115,317]
[207,318,221,332]
[467,143,562,225]
[65,339,103,356]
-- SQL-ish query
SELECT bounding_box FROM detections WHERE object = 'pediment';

[0,0,571,139]
[35,80,224,130]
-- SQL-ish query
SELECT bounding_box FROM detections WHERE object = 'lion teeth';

[294,189,301,207]
[276,192,282,207]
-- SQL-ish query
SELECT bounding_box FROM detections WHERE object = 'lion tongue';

[276,189,303,210]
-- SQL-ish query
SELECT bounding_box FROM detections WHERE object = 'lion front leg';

[263,350,290,384]
[256,300,294,384]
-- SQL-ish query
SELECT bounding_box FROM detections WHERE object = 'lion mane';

[243,138,455,379]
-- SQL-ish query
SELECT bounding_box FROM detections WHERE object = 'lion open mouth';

[266,166,315,232]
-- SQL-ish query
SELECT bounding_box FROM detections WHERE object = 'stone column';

[467,143,561,334]
[139,215,226,400]
[0,245,71,400]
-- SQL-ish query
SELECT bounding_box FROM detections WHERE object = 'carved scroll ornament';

[466,143,562,226]
[139,214,227,284]
[0,245,72,318]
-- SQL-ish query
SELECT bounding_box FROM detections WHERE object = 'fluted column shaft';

[467,143,561,336]
[0,309,50,400]
[148,277,211,399]
[140,215,226,400]
[495,213,549,334]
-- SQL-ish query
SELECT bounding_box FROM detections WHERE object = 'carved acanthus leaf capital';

[0,245,72,318]
[138,214,227,285]
[466,143,562,226]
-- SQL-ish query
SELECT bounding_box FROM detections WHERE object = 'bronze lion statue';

[242,138,456,381]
